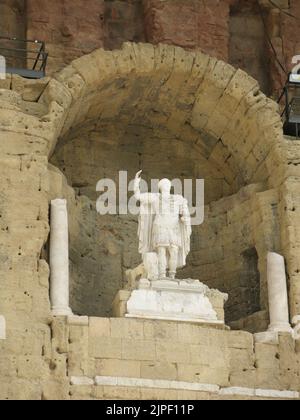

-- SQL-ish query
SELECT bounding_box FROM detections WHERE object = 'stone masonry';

[1,0,300,97]
[0,42,300,399]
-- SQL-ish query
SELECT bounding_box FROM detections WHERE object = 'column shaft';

[267,252,292,333]
[50,199,72,316]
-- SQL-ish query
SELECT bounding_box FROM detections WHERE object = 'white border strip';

[0,315,6,340]
[70,376,299,400]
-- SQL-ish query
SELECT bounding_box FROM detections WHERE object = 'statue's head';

[158,178,172,194]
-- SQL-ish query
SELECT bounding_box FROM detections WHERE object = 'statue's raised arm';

[134,170,143,201]
[134,170,156,204]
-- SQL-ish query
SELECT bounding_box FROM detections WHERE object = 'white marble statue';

[134,170,192,280]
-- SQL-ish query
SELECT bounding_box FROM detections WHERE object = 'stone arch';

[39,43,286,327]
[46,43,284,187]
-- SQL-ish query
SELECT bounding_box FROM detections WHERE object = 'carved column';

[0,315,6,340]
[50,199,72,316]
[267,252,293,333]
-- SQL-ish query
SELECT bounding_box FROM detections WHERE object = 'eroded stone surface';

[0,43,299,400]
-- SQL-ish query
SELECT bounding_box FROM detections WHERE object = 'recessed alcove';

[48,43,283,331]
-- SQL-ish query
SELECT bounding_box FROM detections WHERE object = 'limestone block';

[193,342,230,367]
[89,337,122,359]
[112,291,131,318]
[67,316,89,327]
[143,320,178,340]
[255,368,281,390]
[17,356,49,380]
[42,379,70,401]
[229,348,256,373]
[0,356,17,376]
[0,379,42,401]
[177,324,210,345]
[89,317,110,339]
[68,325,91,376]
[141,361,177,381]
[255,343,280,369]
[69,385,93,400]
[110,318,144,339]
[12,75,50,102]
[51,317,69,354]
[122,339,156,362]
[49,354,68,378]
[255,331,280,345]
[177,364,230,388]
[101,385,142,400]
[226,330,254,350]
[156,340,190,364]
[95,359,141,379]
[0,74,11,89]
[229,369,257,389]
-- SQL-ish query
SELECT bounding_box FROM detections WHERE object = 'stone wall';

[229,0,271,95]
[1,0,299,97]
[26,0,105,75]
[0,44,300,400]
[0,0,25,38]
[67,317,300,400]
[0,0,26,68]
[144,0,229,61]
[0,0,296,96]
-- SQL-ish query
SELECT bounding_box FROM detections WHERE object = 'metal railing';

[278,74,300,138]
[0,36,48,79]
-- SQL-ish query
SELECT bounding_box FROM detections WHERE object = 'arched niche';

[45,43,284,330]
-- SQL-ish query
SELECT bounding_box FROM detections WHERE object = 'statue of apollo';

[134,170,192,280]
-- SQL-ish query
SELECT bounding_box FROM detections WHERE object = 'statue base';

[113,278,228,326]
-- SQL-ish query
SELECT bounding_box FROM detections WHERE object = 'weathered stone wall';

[67,317,300,400]
[0,0,298,97]
[26,0,105,74]
[0,0,25,38]
[229,0,271,95]
[182,185,281,326]
[0,0,26,68]
[1,0,298,97]
[144,0,230,61]
[0,44,300,400]
[104,0,146,50]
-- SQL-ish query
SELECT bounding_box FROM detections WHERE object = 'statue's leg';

[169,245,179,279]
[157,246,167,279]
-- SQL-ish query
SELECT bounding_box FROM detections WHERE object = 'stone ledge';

[67,315,89,326]
[70,376,300,400]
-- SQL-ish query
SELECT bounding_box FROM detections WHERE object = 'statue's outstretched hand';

[135,170,143,180]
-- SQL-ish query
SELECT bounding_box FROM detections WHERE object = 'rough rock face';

[144,0,230,61]
[1,0,299,97]
[26,0,105,75]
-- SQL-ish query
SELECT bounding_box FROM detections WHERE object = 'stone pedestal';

[50,199,72,316]
[113,278,228,325]
[0,315,6,340]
